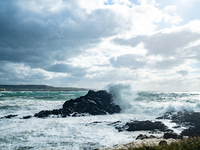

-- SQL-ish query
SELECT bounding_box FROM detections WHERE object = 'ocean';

[1,88,200,150]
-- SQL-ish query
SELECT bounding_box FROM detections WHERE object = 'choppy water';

[1,89,200,150]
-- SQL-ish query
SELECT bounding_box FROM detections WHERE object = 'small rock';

[163,132,183,139]
[159,140,167,146]
[136,134,157,140]
[136,134,148,140]
[1,114,18,119]
[22,115,32,119]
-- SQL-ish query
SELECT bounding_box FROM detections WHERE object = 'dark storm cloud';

[47,63,87,77]
[0,0,121,69]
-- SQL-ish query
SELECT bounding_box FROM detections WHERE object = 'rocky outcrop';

[34,90,121,118]
[157,111,200,137]
[116,120,172,132]
[0,114,17,119]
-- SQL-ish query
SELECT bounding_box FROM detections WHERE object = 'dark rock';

[136,134,148,140]
[181,127,200,137]
[159,140,167,146]
[163,132,183,139]
[109,121,122,124]
[34,90,121,118]
[158,111,200,137]
[22,115,32,119]
[0,114,18,119]
[107,121,122,126]
[136,134,156,140]
[116,120,171,132]
[149,135,157,139]
[157,111,199,126]
[172,125,181,129]
[86,121,104,126]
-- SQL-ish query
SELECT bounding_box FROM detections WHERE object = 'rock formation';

[116,120,172,132]
[157,111,200,137]
[34,90,121,118]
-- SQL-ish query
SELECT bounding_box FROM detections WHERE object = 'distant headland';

[0,85,88,91]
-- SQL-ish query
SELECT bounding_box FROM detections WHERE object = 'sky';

[0,0,200,91]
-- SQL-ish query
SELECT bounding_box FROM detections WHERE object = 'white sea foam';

[106,84,200,117]
[1,88,200,149]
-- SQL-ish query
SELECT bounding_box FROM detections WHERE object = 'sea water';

[1,89,200,150]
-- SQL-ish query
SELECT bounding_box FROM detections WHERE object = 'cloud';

[0,0,200,91]
[113,29,200,57]
[176,70,189,76]
[110,54,146,69]
[144,30,200,56]
[112,22,200,72]
[0,0,127,67]
[0,61,51,85]
[47,63,87,77]
[151,57,185,70]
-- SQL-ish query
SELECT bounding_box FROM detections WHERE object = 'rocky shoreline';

[1,90,200,144]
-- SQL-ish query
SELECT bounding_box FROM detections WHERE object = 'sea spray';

[1,90,200,149]
[105,84,200,116]
[105,84,137,112]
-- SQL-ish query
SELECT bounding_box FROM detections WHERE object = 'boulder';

[136,134,156,140]
[34,90,121,118]
[116,120,172,132]
[22,115,32,119]
[159,140,167,146]
[163,132,183,139]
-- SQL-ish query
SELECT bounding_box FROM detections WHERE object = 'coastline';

[0,84,89,91]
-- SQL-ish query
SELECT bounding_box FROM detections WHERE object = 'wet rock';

[172,125,181,129]
[0,114,18,119]
[157,111,200,137]
[136,134,156,140]
[181,127,200,137]
[163,132,183,140]
[136,134,148,140]
[116,120,172,132]
[34,90,121,118]
[22,115,32,119]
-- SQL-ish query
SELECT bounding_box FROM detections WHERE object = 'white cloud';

[110,54,146,69]
[0,0,200,91]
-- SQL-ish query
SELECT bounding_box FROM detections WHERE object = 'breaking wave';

[105,84,200,117]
